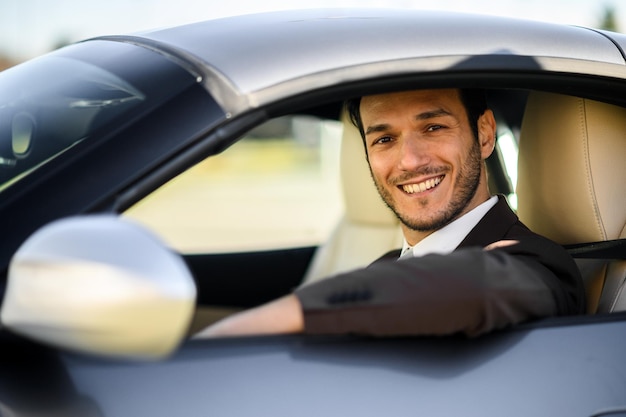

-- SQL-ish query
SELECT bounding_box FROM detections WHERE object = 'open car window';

[124,114,345,254]
[123,90,523,255]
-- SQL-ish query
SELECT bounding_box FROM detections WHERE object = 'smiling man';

[360,89,495,252]
[196,88,585,338]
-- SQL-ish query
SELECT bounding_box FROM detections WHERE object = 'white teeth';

[402,176,442,194]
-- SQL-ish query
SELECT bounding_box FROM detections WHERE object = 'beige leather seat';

[301,110,403,285]
[517,91,626,313]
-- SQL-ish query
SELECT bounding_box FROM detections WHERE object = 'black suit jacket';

[295,196,586,337]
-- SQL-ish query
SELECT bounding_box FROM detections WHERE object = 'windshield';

[0,54,146,191]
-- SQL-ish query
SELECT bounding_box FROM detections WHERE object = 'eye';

[373,135,393,145]
[426,124,444,132]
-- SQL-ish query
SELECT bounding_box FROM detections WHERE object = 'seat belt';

[564,239,626,260]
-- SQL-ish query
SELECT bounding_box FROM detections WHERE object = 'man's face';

[360,89,495,243]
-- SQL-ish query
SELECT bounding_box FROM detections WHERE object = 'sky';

[0,0,624,62]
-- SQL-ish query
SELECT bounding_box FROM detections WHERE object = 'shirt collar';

[400,195,498,258]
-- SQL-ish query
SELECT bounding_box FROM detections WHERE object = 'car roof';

[93,8,626,115]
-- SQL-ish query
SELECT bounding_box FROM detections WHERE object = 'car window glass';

[0,55,145,192]
[124,115,344,253]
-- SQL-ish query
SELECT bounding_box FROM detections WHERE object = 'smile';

[401,175,443,194]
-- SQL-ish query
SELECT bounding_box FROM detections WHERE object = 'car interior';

[516,91,626,313]
[124,87,625,335]
[301,89,626,313]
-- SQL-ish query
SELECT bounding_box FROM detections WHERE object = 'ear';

[477,109,497,160]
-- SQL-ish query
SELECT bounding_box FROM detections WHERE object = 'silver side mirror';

[1,215,197,360]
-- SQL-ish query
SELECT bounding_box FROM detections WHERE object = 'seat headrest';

[517,91,626,244]
[340,110,399,228]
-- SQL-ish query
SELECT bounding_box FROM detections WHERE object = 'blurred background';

[0,0,623,69]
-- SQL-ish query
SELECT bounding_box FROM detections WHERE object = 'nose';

[397,135,431,171]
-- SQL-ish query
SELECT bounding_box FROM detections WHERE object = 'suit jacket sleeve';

[294,197,586,337]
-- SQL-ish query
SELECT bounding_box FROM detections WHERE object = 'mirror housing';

[1,215,197,360]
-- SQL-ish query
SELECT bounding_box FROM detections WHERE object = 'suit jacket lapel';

[457,195,520,249]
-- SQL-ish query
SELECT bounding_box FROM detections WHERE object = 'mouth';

[400,175,444,194]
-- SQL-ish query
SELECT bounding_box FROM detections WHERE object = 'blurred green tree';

[599,4,620,32]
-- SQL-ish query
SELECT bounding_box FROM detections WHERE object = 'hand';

[193,294,304,338]
[483,240,519,251]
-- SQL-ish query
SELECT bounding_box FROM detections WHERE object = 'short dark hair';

[345,88,489,146]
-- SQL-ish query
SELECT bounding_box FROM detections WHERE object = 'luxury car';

[0,8,625,417]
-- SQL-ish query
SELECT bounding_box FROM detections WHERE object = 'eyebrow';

[364,108,453,136]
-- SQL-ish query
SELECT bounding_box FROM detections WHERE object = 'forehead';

[360,89,463,120]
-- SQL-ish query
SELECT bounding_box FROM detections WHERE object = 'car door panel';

[59,314,626,417]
